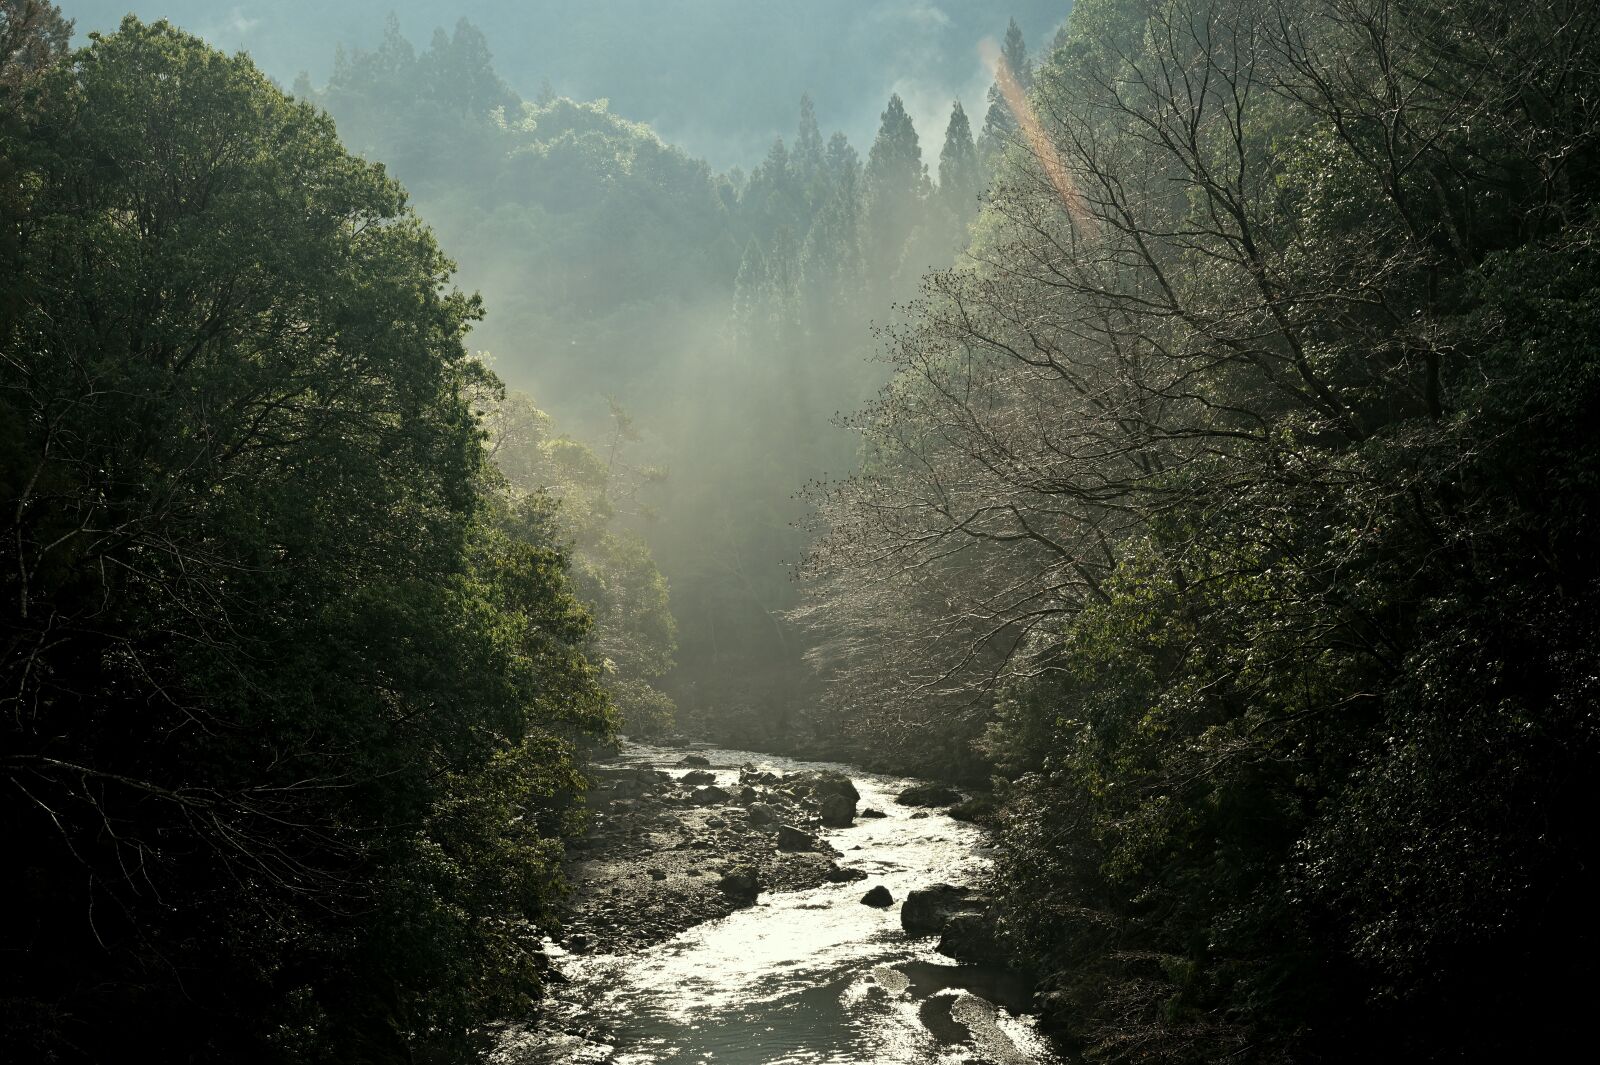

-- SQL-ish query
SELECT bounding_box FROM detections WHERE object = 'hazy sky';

[62,1,1070,169]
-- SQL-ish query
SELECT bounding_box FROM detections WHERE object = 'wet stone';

[896,782,963,807]
[689,785,730,804]
[777,824,815,851]
[861,885,894,907]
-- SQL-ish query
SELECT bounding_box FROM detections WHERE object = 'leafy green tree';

[804,1,1600,1062]
[486,392,679,737]
[1,19,609,1062]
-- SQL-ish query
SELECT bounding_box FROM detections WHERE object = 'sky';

[61,1,1070,169]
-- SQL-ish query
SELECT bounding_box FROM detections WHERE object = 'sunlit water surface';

[501,743,1061,1065]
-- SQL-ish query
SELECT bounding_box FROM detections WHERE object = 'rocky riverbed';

[495,743,1060,1065]
[559,757,870,954]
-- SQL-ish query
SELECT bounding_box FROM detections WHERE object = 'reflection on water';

[518,743,1061,1065]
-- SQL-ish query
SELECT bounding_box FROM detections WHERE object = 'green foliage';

[486,393,680,738]
[804,0,1600,1060]
[979,18,1031,161]
[863,92,932,292]
[0,18,609,1062]
[299,14,994,748]
[938,100,982,225]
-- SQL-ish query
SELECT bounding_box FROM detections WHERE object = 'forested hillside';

[7,2,1600,1063]
[802,0,1600,1059]
[61,0,1070,169]
[302,15,1035,744]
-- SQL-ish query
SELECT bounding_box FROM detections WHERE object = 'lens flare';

[978,37,1092,229]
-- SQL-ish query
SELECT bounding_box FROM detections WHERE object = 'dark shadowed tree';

[1,19,609,1062]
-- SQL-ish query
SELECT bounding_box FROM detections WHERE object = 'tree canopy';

[800,0,1600,1060]
[1,15,610,1062]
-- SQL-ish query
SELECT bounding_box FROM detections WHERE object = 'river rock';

[689,785,729,805]
[717,866,760,903]
[859,807,887,819]
[738,786,759,803]
[819,793,855,827]
[776,824,815,851]
[824,865,869,883]
[936,912,1002,963]
[947,793,998,822]
[678,754,712,767]
[861,885,893,907]
[779,770,858,825]
[901,884,978,935]
[679,769,717,786]
[591,766,657,799]
[783,769,859,801]
[746,801,778,826]
[895,782,963,807]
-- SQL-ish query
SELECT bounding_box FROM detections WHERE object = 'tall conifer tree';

[863,93,928,288]
[980,19,1030,161]
[794,93,825,186]
[938,99,981,227]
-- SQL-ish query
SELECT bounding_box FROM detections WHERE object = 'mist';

[9,2,1599,1063]
[63,0,1067,170]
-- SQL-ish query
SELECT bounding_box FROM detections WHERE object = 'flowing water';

[501,743,1062,1065]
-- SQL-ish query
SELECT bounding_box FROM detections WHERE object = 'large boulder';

[947,793,998,823]
[677,754,712,767]
[785,770,859,825]
[717,866,760,903]
[776,824,815,851]
[936,912,1003,964]
[679,769,717,786]
[590,766,656,799]
[819,792,855,827]
[895,782,963,807]
[746,802,778,826]
[901,883,979,935]
[784,769,860,803]
[861,885,894,907]
[689,785,730,805]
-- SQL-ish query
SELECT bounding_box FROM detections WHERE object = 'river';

[498,743,1062,1065]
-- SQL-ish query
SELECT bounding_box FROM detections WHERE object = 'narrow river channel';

[501,743,1062,1065]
